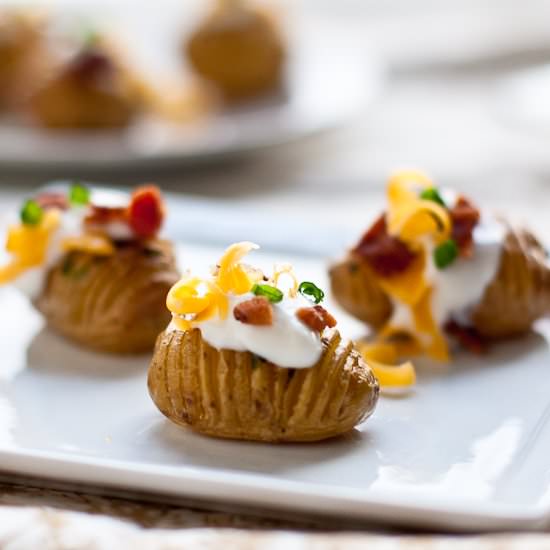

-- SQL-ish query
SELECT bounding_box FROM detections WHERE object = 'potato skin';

[36,240,179,354]
[329,254,393,331]
[186,8,285,102]
[472,228,550,338]
[148,327,379,442]
[27,48,138,129]
[0,13,47,110]
[29,79,135,129]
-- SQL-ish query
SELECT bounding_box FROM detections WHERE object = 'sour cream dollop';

[388,214,506,332]
[171,293,324,369]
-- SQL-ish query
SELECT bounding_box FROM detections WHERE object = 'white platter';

[1,242,550,532]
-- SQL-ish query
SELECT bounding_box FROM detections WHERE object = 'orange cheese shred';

[166,242,260,328]
[358,341,417,388]
[411,288,450,362]
[272,264,298,297]
[376,248,427,306]
[61,234,115,256]
[217,241,258,294]
[368,170,455,363]
[0,209,61,284]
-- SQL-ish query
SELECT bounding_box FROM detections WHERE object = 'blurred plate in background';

[496,65,550,139]
[0,43,380,170]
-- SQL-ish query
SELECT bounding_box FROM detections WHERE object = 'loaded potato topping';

[166,242,336,369]
[0,182,166,288]
[351,170,504,376]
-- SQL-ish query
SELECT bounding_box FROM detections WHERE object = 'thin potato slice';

[148,327,379,442]
[37,240,179,354]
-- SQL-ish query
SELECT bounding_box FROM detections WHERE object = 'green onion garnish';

[69,182,90,206]
[420,187,446,208]
[434,239,458,269]
[252,283,283,303]
[20,199,43,226]
[298,281,325,304]
[82,26,100,48]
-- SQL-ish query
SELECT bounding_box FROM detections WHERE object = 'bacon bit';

[65,49,114,83]
[296,305,337,333]
[84,204,127,228]
[233,297,273,326]
[127,185,165,239]
[36,192,69,211]
[83,185,165,240]
[353,214,417,277]
[449,196,480,258]
[445,320,487,355]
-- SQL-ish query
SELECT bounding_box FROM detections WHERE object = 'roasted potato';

[186,3,285,102]
[28,46,137,129]
[330,227,550,340]
[472,228,550,338]
[148,327,379,442]
[0,10,47,110]
[329,255,393,330]
[37,240,179,354]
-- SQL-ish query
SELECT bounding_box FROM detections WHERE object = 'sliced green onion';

[434,239,458,269]
[420,187,446,208]
[69,182,90,206]
[252,283,283,303]
[83,27,100,48]
[298,281,325,304]
[20,199,43,226]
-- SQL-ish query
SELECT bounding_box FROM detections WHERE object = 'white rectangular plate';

[1,243,550,532]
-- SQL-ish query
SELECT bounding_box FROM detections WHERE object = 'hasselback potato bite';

[0,183,179,354]
[148,242,379,442]
[0,9,47,110]
[27,34,140,129]
[330,170,550,370]
[185,0,285,102]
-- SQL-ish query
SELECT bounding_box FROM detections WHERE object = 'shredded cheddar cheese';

[377,249,427,306]
[61,234,115,256]
[272,263,298,297]
[368,360,417,388]
[0,209,61,284]
[386,170,451,246]
[370,170,454,362]
[217,241,258,294]
[411,288,450,362]
[167,242,262,327]
[387,169,433,201]
[357,341,416,388]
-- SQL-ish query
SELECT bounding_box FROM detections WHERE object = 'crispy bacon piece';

[84,204,127,227]
[65,49,114,83]
[233,297,273,326]
[36,192,69,211]
[450,196,480,258]
[296,305,337,333]
[127,185,165,239]
[445,320,487,355]
[83,185,164,240]
[353,214,417,277]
